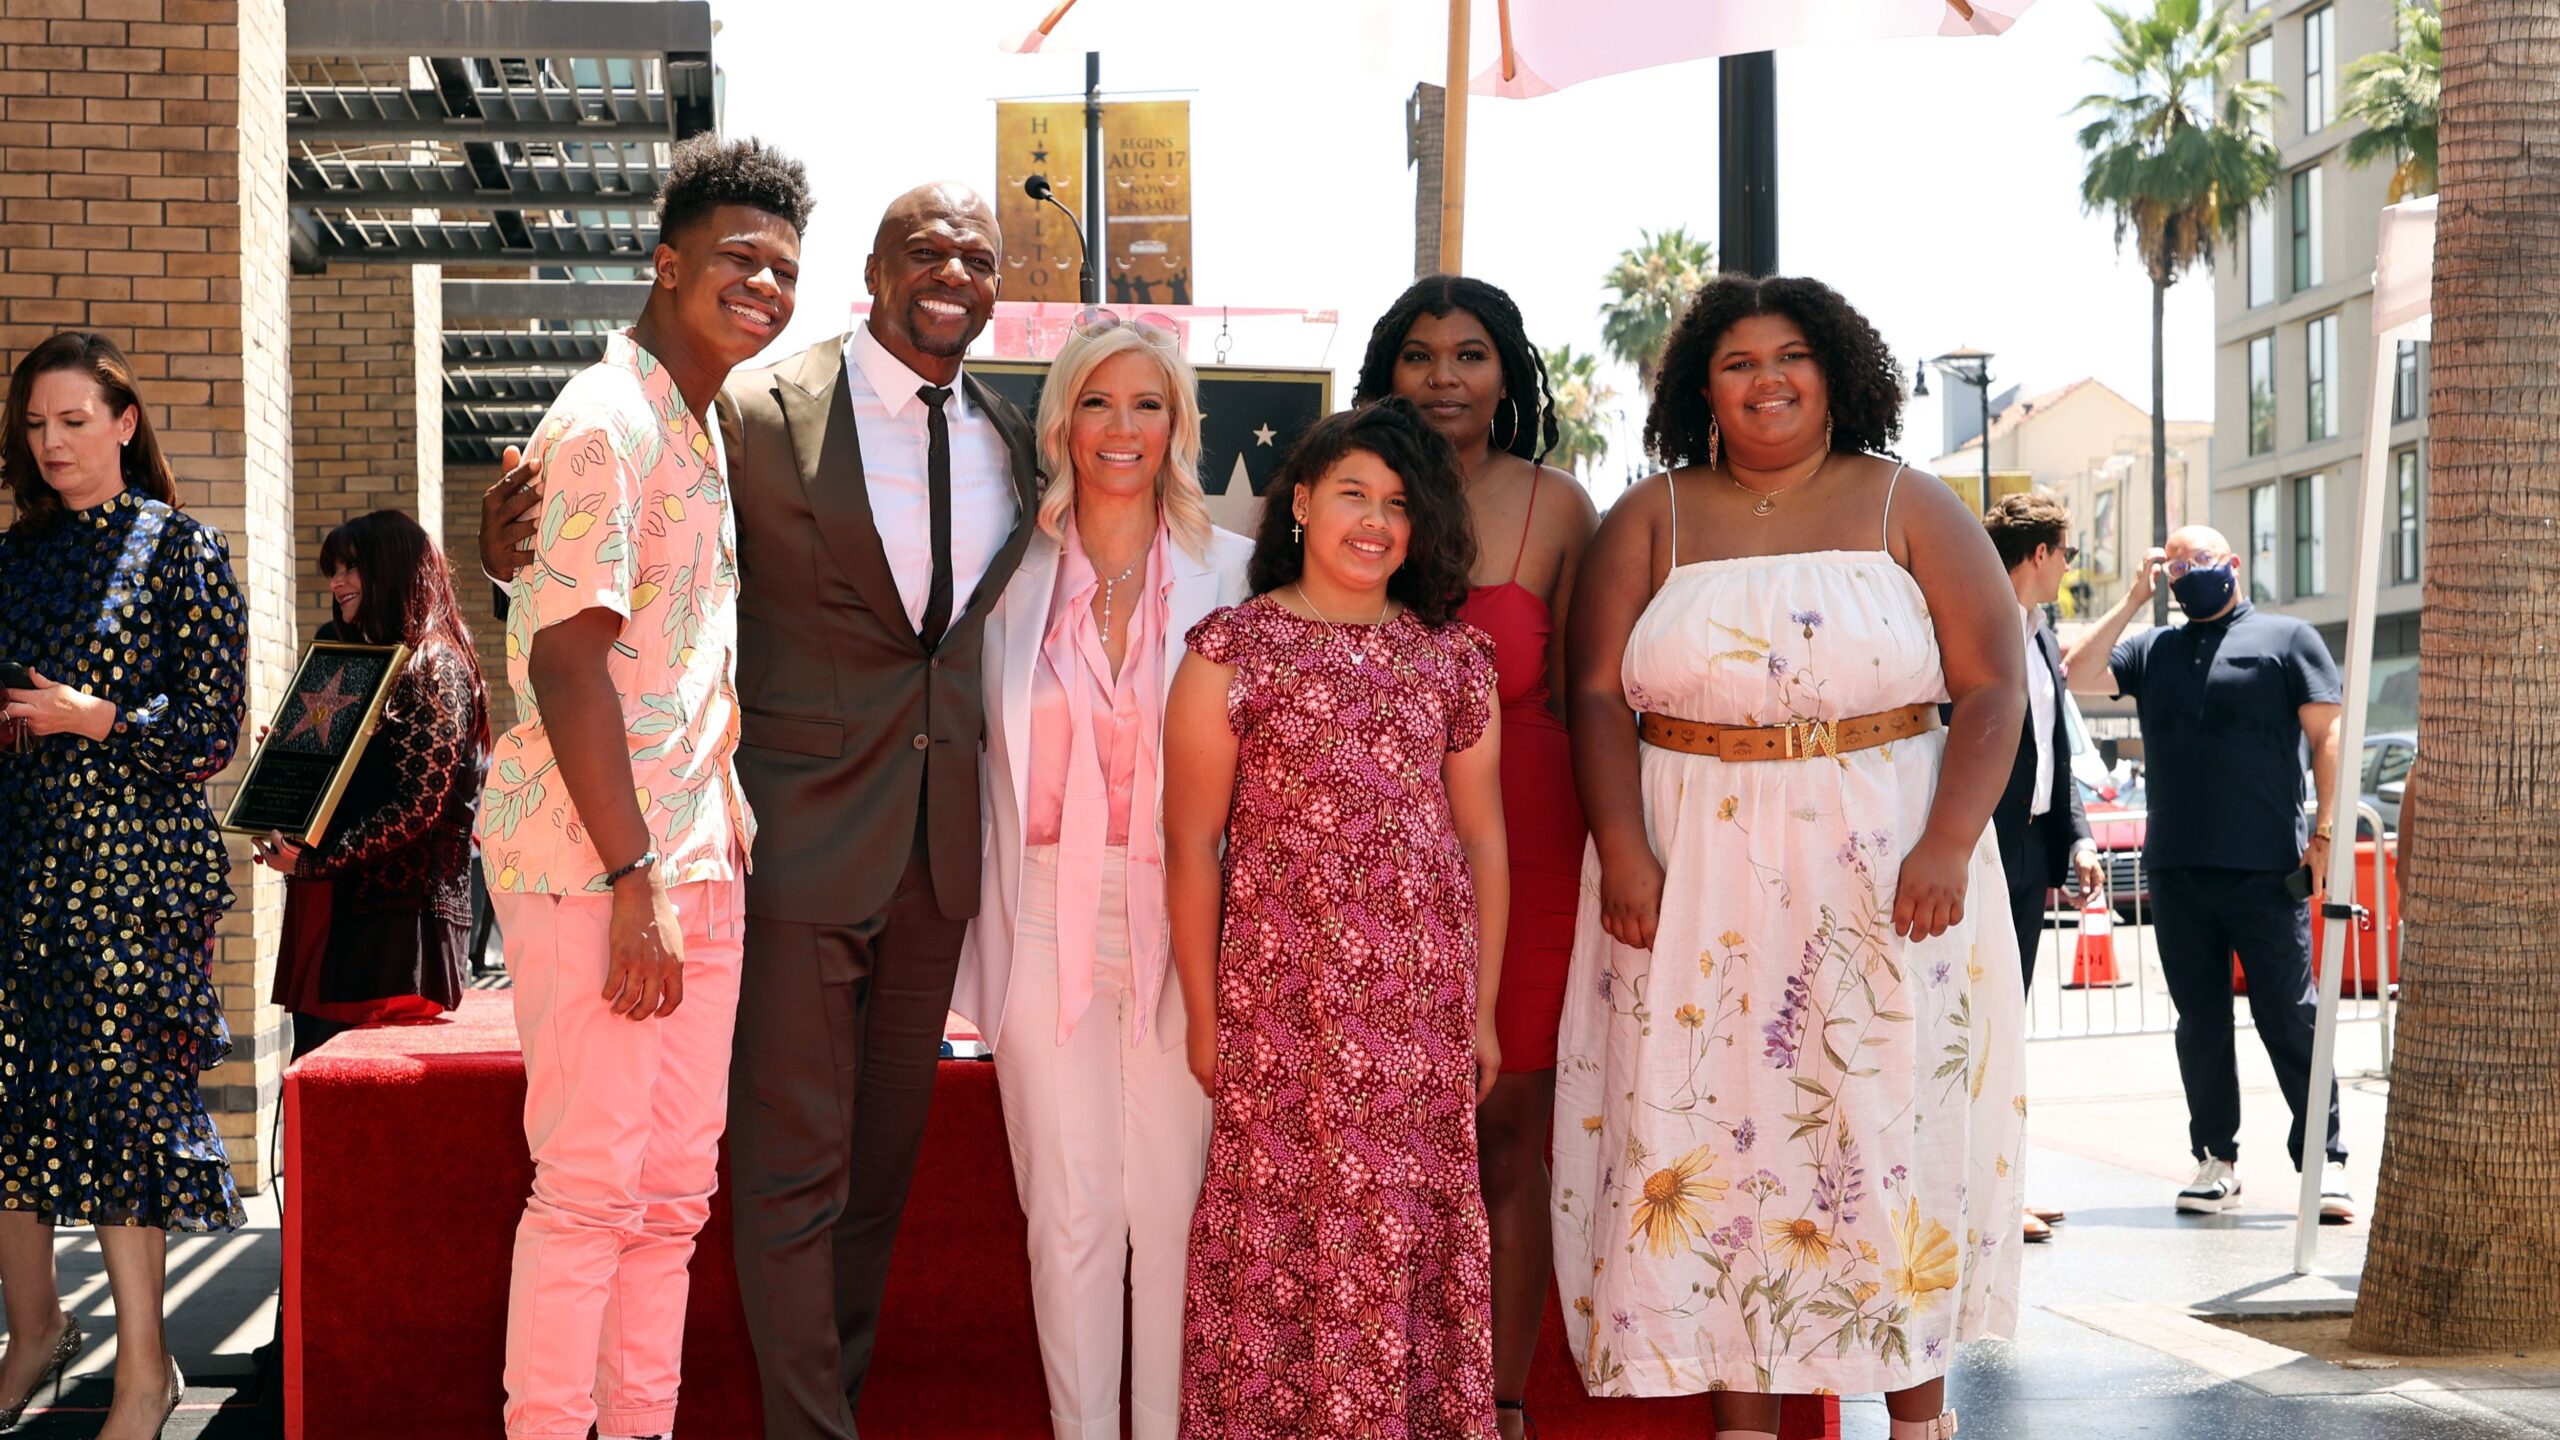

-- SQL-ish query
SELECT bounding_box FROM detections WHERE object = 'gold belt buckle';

[1782,717,1840,760]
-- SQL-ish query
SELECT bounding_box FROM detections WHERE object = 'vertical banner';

[996,100,1194,306]
[994,102,1088,303]
[1102,100,1192,305]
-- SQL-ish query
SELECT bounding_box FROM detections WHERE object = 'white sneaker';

[2176,1157,2243,1213]
[2318,1161,2355,1224]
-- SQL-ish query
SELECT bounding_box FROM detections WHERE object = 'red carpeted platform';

[285,991,1834,1439]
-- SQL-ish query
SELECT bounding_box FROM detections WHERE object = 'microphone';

[1024,173,1094,305]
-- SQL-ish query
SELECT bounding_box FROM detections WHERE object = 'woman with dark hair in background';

[1165,397,1509,1438]
[1355,276,1597,1439]
[1555,277,2026,1440]
[0,330,248,1437]
[254,509,489,1055]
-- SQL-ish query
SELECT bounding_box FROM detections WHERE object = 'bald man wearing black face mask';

[2064,526,2352,1224]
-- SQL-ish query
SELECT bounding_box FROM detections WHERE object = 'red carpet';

[285,991,1834,1439]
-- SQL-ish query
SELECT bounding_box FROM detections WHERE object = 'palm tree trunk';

[2149,274,2169,628]
[2349,0,2560,1355]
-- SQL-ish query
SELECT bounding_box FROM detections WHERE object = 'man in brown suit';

[484,183,1037,1440]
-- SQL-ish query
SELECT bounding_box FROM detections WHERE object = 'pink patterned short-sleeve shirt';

[478,330,753,895]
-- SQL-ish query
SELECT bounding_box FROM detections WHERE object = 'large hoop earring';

[1493,397,1522,453]
[1707,416,1721,472]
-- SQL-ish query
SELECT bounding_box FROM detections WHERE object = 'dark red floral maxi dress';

[1179,595,1500,1440]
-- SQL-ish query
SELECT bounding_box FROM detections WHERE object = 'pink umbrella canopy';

[1477,0,2036,97]
[1004,0,2038,92]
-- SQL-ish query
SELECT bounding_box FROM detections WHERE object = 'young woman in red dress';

[1357,277,1598,1440]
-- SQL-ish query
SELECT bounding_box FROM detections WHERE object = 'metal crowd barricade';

[2019,801,2398,1079]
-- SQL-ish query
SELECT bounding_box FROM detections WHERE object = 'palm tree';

[1541,344,1616,478]
[2350,0,2560,1356]
[2075,0,2281,625]
[2340,0,2440,201]
[1598,227,1713,398]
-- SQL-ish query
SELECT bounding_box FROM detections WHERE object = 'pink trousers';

[497,880,745,1440]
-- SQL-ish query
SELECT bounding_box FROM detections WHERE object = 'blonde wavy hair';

[1032,324,1214,562]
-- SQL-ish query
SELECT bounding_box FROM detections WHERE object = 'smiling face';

[20,367,135,511]
[659,203,801,372]
[325,561,363,622]
[1068,348,1173,507]
[1705,313,1830,467]
[865,186,1002,382]
[1293,448,1412,598]
[1389,308,1505,453]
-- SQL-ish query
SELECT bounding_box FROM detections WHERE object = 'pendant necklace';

[1295,583,1391,665]
[1096,552,1144,644]
[1729,450,1829,517]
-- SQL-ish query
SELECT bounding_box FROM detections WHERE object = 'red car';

[2077,772,2150,921]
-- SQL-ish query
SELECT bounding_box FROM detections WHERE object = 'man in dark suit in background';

[1983,491,2101,1245]
[1984,491,2104,989]
[484,182,1038,1440]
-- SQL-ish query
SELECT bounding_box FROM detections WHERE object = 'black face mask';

[2170,563,2237,619]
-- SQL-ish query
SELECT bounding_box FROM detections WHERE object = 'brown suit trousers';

[716,335,1037,1440]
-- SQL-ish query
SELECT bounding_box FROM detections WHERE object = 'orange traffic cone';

[2066,888,2131,989]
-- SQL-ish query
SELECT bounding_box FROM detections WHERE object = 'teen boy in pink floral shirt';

[476,135,810,1440]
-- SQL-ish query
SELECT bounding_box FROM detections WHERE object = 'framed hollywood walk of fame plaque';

[221,640,409,845]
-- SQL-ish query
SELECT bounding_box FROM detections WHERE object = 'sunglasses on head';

[1073,307,1180,347]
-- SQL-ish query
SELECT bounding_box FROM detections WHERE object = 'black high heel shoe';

[0,1311,83,1432]
[1496,1397,1539,1439]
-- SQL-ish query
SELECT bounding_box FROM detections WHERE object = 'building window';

[2306,313,2339,442]
[2294,472,2327,597]
[2247,33,2277,139]
[2248,333,2276,455]
[2393,340,2422,422]
[2291,167,2324,292]
[2247,198,2276,307]
[2393,448,2422,584]
[2249,483,2279,604]
[2304,6,2335,134]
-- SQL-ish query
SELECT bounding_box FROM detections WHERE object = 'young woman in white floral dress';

[1555,276,2028,1440]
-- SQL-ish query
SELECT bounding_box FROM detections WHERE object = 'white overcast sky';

[709,0,2220,507]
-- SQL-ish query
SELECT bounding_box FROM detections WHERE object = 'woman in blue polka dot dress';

[0,332,248,1437]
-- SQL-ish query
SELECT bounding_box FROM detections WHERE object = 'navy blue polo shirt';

[2111,602,2342,872]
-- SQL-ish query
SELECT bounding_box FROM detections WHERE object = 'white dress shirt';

[844,322,1018,633]
[2023,603,2056,819]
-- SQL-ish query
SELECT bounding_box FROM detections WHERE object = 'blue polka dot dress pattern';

[0,487,249,1232]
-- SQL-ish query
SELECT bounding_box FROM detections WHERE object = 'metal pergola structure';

[283,0,715,463]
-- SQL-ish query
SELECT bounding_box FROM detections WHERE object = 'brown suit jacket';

[716,335,1039,926]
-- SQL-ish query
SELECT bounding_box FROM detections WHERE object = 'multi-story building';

[1928,377,2213,621]
[2210,0,2426,733]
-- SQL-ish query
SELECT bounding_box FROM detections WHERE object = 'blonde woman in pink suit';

[952,314,1253,1440]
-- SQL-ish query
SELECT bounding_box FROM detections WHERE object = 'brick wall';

[444,461,518,734]
[0,0,295,1192]
[289,264,445,638]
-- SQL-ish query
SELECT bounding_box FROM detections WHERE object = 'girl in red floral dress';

[1163,397,1510,1439]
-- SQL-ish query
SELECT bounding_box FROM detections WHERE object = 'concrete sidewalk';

[1834,1017,2560,1439]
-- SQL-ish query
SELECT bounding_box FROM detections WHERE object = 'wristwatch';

[2313,821,2335,841]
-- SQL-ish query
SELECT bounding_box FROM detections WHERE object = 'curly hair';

[1645,274,1904,470]
[1246,397,1477,628]
[1351,274,1559,463]
[659,133,815,241]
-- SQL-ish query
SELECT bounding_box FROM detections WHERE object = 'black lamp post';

[1922,347,1996,507]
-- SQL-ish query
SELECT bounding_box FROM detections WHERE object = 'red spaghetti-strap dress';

[1457,473,1588,1073]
